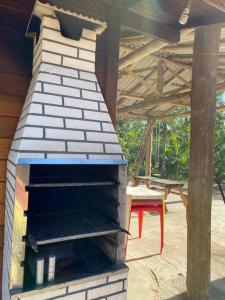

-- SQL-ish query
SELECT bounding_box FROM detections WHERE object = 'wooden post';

[187,25,221,300]
[95,5,121,126]
[145,119,154,176]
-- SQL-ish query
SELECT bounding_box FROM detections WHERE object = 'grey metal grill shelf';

[27,210,121,248]
[26,181,117,189]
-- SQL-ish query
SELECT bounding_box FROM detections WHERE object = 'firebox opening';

[23,164,126,291]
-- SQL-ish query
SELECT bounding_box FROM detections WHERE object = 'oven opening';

[23,164,126,291]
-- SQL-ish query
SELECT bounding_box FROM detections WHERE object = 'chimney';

[2,13,128,300]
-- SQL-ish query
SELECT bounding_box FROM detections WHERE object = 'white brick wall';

[64,97,98,110]
[68,142,103,153]
[81,90,104,101]
[68,278,107,293]
[79,71,96,82]
[44,105,82,118]
[63,57,95,72]
[84,111,111,122]
[86,132,118,143]
[42,40,78,57]
[20,288,66,300]
[46,128,84,140]
[43,84,80,98]
[58,292,86,300]
[87,281,123,299]
[66,119,101,131]
[63,77,96,91]
[32,93,63,105]
[40,63,78,78]
[3,15,125,300]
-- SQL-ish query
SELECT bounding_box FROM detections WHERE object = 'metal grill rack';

[27,209,121,249]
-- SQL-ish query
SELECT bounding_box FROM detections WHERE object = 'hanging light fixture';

[179,0,192,25]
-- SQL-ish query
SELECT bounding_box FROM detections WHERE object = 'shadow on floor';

[126,253,160,263]
[166,277,225,300]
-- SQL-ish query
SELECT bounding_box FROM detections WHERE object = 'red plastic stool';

[130,200,164,253]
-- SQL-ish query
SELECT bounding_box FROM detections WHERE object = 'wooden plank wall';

[0,28,32,296]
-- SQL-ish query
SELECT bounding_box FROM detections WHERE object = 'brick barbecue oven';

[2,3,128,300]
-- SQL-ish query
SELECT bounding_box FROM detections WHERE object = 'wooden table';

[133,176,188,208]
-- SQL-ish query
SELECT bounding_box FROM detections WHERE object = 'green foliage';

[116,96,225,182]
[116,119,146,176]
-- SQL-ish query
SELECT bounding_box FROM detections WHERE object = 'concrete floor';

[126,190,225,300]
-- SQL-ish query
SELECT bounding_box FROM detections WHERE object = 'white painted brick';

[46,128,84,140]
[42,51,61,65]
[22,103,42,116]
[68,142,103,153]
[37,72,61,84]
[18,139,66,152]
[68,278,107,293]
[124,279,128,290]
[79,49,95,62]
[108,272,128,283]
[45,105,82,118]
[82,28,96,41]
[42,28,96,51]
[25,115,64,128]
[43,40,77,57]
[47,153,87,159]
[15,127,43,139]
[58,291,86,300]
[88,154,123,160]
[33,54,42,75]
[84,110,111,122]
[66,119,101,131]
[96,83,102,92]
[99,103,108,112]
[86,132,118,143]
[40,63,78,78]
[87,282,123,299]
[107,292,127,300]
[34,82,42,92]
[44,83,80,98]
[32,93,63,105]
[18,152,45,159]
[102,123,115,132]
[64,97,98,110]
[20,287,66,300]
[63,57,95,72]
[42,16,60,31]
[82,90,104,101]
[79,71,96,82]
[8,151,18,165]
[63,77,96,91]
[105,144,123,154]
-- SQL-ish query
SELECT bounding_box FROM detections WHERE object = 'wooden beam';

[120,9,180,43]
[119,40,168,70]
[95,6,121,126]
[156,61,164,94]
[43,0,180,43]
[202,0,225,13]
[187,24,221,300]
[145,119,154,176]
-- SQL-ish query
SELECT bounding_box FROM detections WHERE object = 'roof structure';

[117,2,225,121]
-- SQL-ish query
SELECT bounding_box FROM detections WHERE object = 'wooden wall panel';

[0,27,33,297]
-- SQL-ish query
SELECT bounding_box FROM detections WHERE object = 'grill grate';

[27,210,120,247]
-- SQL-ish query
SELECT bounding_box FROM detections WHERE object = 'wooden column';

[95,6,121,126]
[187,25,221,300]
[145,119,154,176]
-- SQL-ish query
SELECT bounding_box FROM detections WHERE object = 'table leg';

[164,187,170,212]
[132,177,140,187]
[177,185,188,208]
